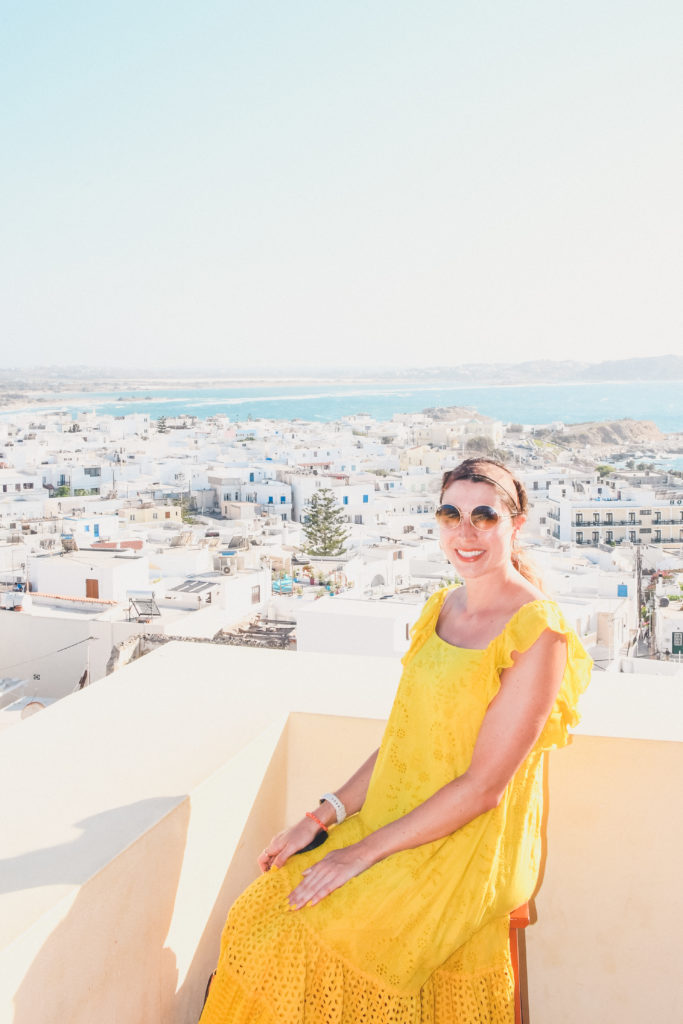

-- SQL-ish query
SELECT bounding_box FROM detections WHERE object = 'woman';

[200,457,591,1024]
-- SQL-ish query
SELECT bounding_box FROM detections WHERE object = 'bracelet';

[305,811,328,832]
[320,791,347,825]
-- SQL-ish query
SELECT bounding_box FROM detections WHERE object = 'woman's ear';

[512,514,526,538]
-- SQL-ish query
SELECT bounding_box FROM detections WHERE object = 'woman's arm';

[289,629,567,908]
[258,748,379,872]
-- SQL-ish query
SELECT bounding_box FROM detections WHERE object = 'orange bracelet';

[305,811,328,832]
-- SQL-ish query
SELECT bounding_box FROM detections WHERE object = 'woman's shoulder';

[497,596,568,648]
[401,586,458,665]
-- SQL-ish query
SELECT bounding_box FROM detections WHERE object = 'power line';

[0,636,96,674]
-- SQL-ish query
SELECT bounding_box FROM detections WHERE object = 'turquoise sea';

[15,378,683,436]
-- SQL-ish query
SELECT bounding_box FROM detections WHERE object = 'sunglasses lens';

[470,506,500,530]
[436,504,461,526]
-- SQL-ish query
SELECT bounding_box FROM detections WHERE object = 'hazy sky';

[2,2,681,371]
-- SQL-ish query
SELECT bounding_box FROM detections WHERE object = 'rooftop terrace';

[1,642,681,1023]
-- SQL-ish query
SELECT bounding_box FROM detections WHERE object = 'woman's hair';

[440,458,542,588]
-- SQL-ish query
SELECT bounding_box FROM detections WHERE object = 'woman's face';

[438,478,524,581]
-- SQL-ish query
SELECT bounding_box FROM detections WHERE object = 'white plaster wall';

[296,598,421,657]
[30,554,149,603]
[149,547,213,578]
[0,612,149,700]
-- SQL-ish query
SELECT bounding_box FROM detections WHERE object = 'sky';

[1,1,681,372]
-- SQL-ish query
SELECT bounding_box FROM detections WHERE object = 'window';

[362,494,369,503]
[654,530,661,541]
[606,512,613,524]
[251,585,261,604]
[84,467,100,477]
[592,531,599,544]
[280,495,286,503]
[593,512,599,524]
[84,524,90,532]
[153,513,158,520]
[640,509,651,516]
[654,512,661,523]
[576,531,583,544]
[606,530,613,542]
[354,514,363,524]
[268,496,273,504]
[629,530,636,542]
[576,513,583,524]
[628,512,636,524]
[343,496,348,505]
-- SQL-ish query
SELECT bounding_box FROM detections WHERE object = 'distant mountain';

[575,355,683,381]
[2,354,682,385]
[425,354,683,385]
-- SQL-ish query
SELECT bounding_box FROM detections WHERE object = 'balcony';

[1,643,681,1023]
[572,519,641,528]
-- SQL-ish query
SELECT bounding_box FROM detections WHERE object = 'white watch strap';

[320,791,347,824]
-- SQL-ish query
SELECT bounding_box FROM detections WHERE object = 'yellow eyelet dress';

[199,590,592,1024]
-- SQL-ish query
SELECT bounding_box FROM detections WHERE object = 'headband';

[464,471,520,512]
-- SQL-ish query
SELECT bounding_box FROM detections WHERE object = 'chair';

[510,903,530,1024]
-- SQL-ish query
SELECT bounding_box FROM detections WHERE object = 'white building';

[295,595,423,657]
[29,549,149,603]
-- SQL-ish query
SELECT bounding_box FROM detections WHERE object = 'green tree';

[157,415,168,433]
[596,464,616,478]
[303,488,349,556]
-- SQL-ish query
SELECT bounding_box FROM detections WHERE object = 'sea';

[4,377,683,466]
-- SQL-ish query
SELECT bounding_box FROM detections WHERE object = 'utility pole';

[635,544,642,652]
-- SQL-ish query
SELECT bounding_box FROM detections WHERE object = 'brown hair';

[440,458,542,588]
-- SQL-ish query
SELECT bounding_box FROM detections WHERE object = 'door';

[86,578,99,599]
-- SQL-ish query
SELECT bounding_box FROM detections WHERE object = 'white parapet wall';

[0,643,398,1024]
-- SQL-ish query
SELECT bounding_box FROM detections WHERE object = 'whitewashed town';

[1,400,682,725]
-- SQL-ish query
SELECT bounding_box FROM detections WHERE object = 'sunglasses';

[435,504,519,531]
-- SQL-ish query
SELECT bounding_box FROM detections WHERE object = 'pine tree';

[303,488,349,556]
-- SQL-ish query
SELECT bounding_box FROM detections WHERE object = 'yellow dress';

[200,591,592,1024]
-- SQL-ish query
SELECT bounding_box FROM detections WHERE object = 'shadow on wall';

[11,797,189,1024]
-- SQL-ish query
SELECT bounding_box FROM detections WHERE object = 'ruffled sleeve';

[401,587,453,667]
[494,600,593,750]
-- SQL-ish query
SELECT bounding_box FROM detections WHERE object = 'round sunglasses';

[435,503,519,531]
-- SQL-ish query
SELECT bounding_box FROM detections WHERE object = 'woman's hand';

[258,817,322,873]
[288,844,372,909]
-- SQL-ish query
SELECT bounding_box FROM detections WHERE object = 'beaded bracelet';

[305,811,328,832]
